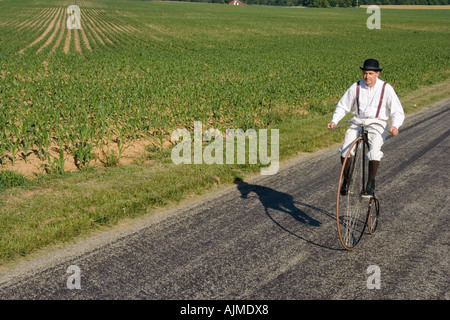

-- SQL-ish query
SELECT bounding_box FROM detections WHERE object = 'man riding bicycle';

[327,59,405,196]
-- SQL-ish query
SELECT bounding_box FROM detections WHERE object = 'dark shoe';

[363,178,376,196]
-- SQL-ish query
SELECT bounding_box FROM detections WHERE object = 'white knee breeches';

[339,117,388,161]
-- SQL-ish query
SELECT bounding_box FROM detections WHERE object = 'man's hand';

[389,126,399,136]
[327,122,336,130]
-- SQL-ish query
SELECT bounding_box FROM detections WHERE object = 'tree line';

[162,0,449,7]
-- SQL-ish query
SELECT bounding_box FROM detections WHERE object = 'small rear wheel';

[367,197,380,235]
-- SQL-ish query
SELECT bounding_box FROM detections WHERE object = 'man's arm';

[328,83,356,130]
[386,84,405,135]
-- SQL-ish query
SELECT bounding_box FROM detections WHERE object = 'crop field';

[0,0,449,177]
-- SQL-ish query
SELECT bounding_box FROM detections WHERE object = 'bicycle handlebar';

[329,120,389,132]
[329,120,351,131]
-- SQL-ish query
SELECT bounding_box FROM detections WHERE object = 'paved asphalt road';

[0,99,448,304]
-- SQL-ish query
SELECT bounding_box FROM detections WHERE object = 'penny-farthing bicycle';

[333,123,380,250]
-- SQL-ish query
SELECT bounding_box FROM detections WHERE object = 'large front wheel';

[336,137,371,250]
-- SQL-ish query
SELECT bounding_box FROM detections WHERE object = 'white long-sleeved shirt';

[331,79,405,129]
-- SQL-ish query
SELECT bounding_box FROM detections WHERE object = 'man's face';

[362,70,380,88]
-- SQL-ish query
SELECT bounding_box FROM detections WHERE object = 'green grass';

[0,0,449,265]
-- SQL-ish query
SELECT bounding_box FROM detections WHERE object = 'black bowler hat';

[360,59,382,72]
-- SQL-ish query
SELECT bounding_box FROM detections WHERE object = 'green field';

[0,0,449,264]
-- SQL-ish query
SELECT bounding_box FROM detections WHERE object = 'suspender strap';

[355,81,360,115]
[376,82,387,118]
[355,81,388,118]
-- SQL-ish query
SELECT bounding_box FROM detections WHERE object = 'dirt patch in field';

[63,24,71,53]
[80,25,92,51]
[17,6,116,55]
[17,7,53,31]
[73,28,82,54]
[37,8,64,53]
[82,13,105,46]
[0,137,168,180]
[19,8,60,54]
[17,7,92,55]
[15,4,142,55]
[52,10,66,53]
[83,11,113,44]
